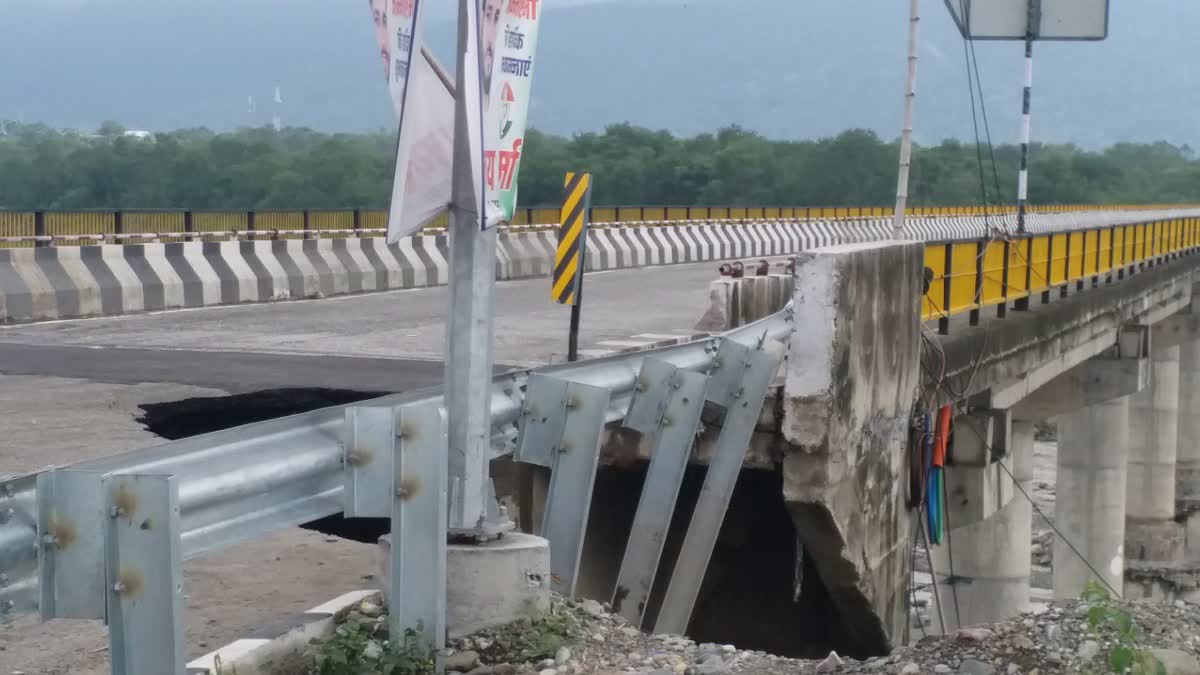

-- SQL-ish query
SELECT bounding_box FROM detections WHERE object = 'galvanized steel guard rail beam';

[0,306,793,673]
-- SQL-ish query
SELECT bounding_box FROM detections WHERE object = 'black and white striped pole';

[1016,0,1040,234]
[892,0,920,240]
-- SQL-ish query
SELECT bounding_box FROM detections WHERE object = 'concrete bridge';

[736,211,1200,654]
[6,206,1200,671]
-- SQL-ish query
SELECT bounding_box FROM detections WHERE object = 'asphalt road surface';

[0,260,730,391]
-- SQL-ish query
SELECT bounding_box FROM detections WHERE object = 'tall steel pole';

[446,0,498,534]
[892,0,920,239]
[1016,0,1040,234]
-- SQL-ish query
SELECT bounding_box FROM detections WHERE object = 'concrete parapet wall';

[0,221,860,324]
[780,240,924,651]
[5,210,1198,324]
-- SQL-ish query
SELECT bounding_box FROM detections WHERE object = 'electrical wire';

[966,28,1005,210]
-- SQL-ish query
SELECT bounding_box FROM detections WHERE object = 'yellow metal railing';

[922,217,1200,330]
[2,204,1196,247]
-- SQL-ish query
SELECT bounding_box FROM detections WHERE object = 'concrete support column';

[931,421,1033,630]
[1055,396,1129,599]
[1177,338,1200,557]
[1126,344,1184,562]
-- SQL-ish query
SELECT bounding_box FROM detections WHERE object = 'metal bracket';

[612,359,708,626]
[624,357,677,434]
[105,473,184,675]
[515,374,571,468]
[705,339,756,407]
[538,379,611,598]
[343,404,397,518]
[37,469,107,620]
[388,402,448,650]
[654,340,784,635]
[1,473,38,623]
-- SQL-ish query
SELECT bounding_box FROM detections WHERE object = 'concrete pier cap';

[781,240,923,652]
[379,532,550,638]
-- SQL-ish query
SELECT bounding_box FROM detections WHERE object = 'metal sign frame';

[944,0,1109,41]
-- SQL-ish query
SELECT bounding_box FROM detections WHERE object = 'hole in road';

[138,388,384,440]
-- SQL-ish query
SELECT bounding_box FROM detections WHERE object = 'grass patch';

[309,621,435,675]
[477,601,579,665]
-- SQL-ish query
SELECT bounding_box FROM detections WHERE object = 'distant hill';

[2,0,1198,148]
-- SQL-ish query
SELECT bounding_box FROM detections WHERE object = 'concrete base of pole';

[379,533,551,638]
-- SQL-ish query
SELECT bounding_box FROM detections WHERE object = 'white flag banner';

[370,0,419,118]
[373,0,458,243]
[388,52,456,243]
[482,0,542,227]
[377,0,542,240]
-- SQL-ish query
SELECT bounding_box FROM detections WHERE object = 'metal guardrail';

[0,307,792,673]
[923,216,1200,331]
[3,204,1196,247]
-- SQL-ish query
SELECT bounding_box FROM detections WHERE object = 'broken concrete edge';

[185,589,379,675]
[781,241,925,653]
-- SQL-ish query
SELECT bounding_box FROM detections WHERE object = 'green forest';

[1,121,1199,210]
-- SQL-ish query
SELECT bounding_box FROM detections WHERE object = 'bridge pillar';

[1055,395,1130,599]
[930,420,1033,631]
[1177,336,1200,558]
[1125,343,1185,563]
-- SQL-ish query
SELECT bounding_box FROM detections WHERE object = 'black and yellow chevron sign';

[553,172,593,305]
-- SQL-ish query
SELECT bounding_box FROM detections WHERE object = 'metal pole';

[568,283,583,360]
[445,0,498,535]
[892,0,920,239]
[1017,0,1040,234]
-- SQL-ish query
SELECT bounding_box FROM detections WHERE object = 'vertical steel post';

[892,0,920,239]
[1016,0,1040,234]
[445,0,499,534]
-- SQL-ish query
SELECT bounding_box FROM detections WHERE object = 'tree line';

[1,120,1198,211]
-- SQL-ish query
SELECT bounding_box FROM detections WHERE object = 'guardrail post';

[352,209,362,238]
[34,211,48,248]
[969,241,982,326]
[612,358,709,627]
[940,242,953,335]
[1014,237,1033,311]
[246,211,256,240]
[654,338,784,635]
[183,210,194,236]
[998,240,1010,318]
[514,374,611,598]
[37,470,107,621]
[303,209,314,240]
[1042,234,1054,304]
[113,210,124,238]
[1077,232,1089,291]
[104,473,184,675]
[388,403,448,651]
[1062,232,1072,298]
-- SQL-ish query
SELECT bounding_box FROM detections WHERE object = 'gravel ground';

[325,593,1200,675]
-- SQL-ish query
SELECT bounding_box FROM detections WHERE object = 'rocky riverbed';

[309,592,1200,675]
